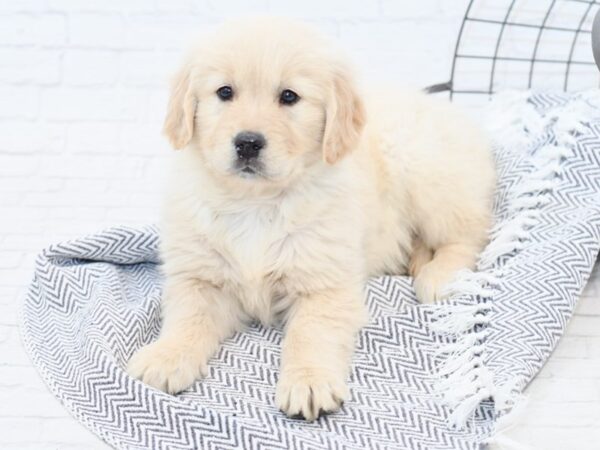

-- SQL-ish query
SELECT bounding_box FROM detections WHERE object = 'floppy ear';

[322,66,366,164]
[163,63,197,150]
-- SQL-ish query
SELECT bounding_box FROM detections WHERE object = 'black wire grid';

[431,0,600,102]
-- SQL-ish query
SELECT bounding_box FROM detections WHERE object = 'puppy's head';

[163,18,365,188]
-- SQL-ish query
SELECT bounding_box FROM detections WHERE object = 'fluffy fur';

[127,18,496,421]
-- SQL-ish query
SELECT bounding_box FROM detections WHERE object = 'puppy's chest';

[208,206,298,320]
[221,209,286,272]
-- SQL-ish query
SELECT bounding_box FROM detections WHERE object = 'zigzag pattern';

[20,92,600,449]
[483,94,600,392]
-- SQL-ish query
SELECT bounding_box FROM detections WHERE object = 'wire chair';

[429,0,600,104]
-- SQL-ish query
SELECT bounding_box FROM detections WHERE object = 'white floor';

[1,267,599,449]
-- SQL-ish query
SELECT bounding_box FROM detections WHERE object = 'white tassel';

[437,364,492,394]
[513,179,555,195]
[535,161,561,178]
[490,213,540,236]
[432,302,492,319]
[444,269,501,288]
[448,388,492,429]
[437,367,480,395]
[434,330,489,357]
[493,377,525,412]
[436,362,481,392]
[436,345,485,377]
[480,242,524,266]
[510,194,550,211]
[441,280,496,298]
[441,369,495,407]
[469,271,502,285]
[430,311,490,335]
[536,145,573,160]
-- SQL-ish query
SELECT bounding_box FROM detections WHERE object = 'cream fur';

[127,18,496,421]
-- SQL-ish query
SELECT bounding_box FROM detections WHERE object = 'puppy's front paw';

[127,339,208,394]
[413,262,455,304]
[276,367,349,421]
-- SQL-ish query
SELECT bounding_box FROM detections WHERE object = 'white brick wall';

[1,1,598,448]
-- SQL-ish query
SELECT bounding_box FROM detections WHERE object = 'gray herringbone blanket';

[21,92,600,449]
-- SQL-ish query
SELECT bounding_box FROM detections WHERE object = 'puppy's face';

[163,19,365,190]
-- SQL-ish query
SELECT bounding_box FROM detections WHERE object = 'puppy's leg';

[276,287,366,421]
[413,242,482,303]
[411,164,492,304]
[408,237,433,277]
[127,278,243,394]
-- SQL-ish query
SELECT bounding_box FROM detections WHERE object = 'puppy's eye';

[279,89,300,105]
[216,85,234,101]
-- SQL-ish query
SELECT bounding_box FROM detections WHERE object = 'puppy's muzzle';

[234,131,266,161]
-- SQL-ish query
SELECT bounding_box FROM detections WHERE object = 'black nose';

[234,131,265,160]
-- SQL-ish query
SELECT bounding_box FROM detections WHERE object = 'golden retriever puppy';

[127,18,495,421]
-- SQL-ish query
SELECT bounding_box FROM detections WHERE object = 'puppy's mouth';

[234,161,266,179]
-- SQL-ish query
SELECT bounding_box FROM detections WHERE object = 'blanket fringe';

[430,272,498,429]
[430,92,594,433]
